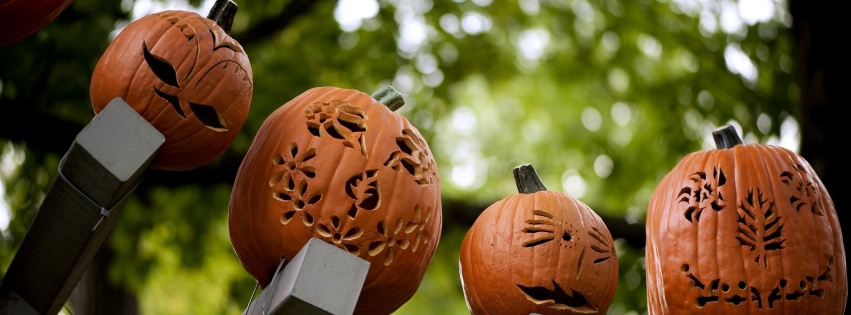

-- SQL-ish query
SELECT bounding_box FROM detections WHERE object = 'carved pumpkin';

[228,86,442,315]
[90,9,252,171]
[459,164,619,315]
[0,0,74,46]
[645,125,847,314]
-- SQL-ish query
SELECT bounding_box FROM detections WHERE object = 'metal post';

[243,238,370,315]
[0,98,164,315]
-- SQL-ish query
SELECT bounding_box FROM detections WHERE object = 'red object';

[459,164,619,315]
[645,125,847,314]
[228,86,442,315]
[90,10,253,171]
[0,0,74,46]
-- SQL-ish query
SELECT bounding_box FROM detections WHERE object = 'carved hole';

[368,241,385,256]
[301,166,316,178]
[360,187,380,210]
[288,142,298,158]
[393,218,404,234]
[344,244,360,255]
[286,176,295,191]
[681,264,690,272]
[189,102,227,130]
[376,221,385,235]
[401,159,418,176]
[384,248,395,266]
[273,191,291,201]
[331,216,341,230]
[307,193,322,205]
[738,281,747,290]
[326,124,345,140]
[412,233,421,252]
[307,123,321,137]
[317,224,332,237]
[522,236,554,247]
[517,280,597,312]
[143,42,179,87]
[338,118,366,133]
[347,204,358,219]
[302,212,314,226]
[405,221,419,234]
[155,88,185,118]
[397,139,413,155]
[272,154,285,165]
[281,211,296,225]
[562,230,573,242]
[344,227,363,240]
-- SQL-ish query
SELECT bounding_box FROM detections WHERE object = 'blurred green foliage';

[1,0,798,314]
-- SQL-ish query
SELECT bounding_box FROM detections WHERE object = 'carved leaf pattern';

[736,188,785,268]
[677,167,727,222]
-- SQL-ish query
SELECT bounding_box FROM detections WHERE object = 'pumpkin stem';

[371,86,405,111]
[207,0,238,34]
[513,164,547,194]
[712,124,744,149]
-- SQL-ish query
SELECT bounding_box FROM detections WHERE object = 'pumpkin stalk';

[207,0,238,34]
[371,86,405,111]
[513,164,547,194]
[712,124,744,149]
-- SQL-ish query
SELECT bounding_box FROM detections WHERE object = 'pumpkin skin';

[645,125,847,314]
[90,10,252,171]
[0,0,74,46]
[228,86,442,315]
[459,164,618,315]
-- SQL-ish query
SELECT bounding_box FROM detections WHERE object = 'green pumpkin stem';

[712,124,744,149]
[207,0,238,34]
[371,86,405,111]
[513,164,547,194]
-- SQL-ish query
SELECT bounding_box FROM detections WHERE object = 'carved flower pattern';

[368,218,411,266]
[384,129,438,186]
[270,142,320,226]
[304,100,369,157]
[316,215,364,255]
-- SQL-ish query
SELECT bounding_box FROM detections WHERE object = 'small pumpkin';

[459,164,619,315]
[89,7,252,171]
[228,86,442,315]
[645,125,847,314]
[0,0,74,46]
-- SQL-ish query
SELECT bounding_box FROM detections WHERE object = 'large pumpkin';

[459,164,619,315]
[90,8,252,171]
[0,0,74,46]
[228,86,442,315]
[646,125,847,314]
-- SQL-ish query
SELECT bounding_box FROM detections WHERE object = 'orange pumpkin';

[90,9,252,171]
[646,125,847,314]
[228,86,442,315]
[0,0,74,46]
[459,164,619,315]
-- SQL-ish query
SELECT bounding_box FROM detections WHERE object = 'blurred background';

[0,0,843,314]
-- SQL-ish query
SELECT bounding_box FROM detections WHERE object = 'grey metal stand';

[0,98,164,315]
[243,238,370,315]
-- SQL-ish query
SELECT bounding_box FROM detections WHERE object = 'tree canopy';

[1,0,810,314]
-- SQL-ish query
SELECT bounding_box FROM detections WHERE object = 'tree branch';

[232,0,328,47]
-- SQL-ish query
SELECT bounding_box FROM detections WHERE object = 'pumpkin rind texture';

[90,10,253,171]
[645,127,847,314]
[459,165,619,315]
[0,0,74,46]
[228,86,442,315]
